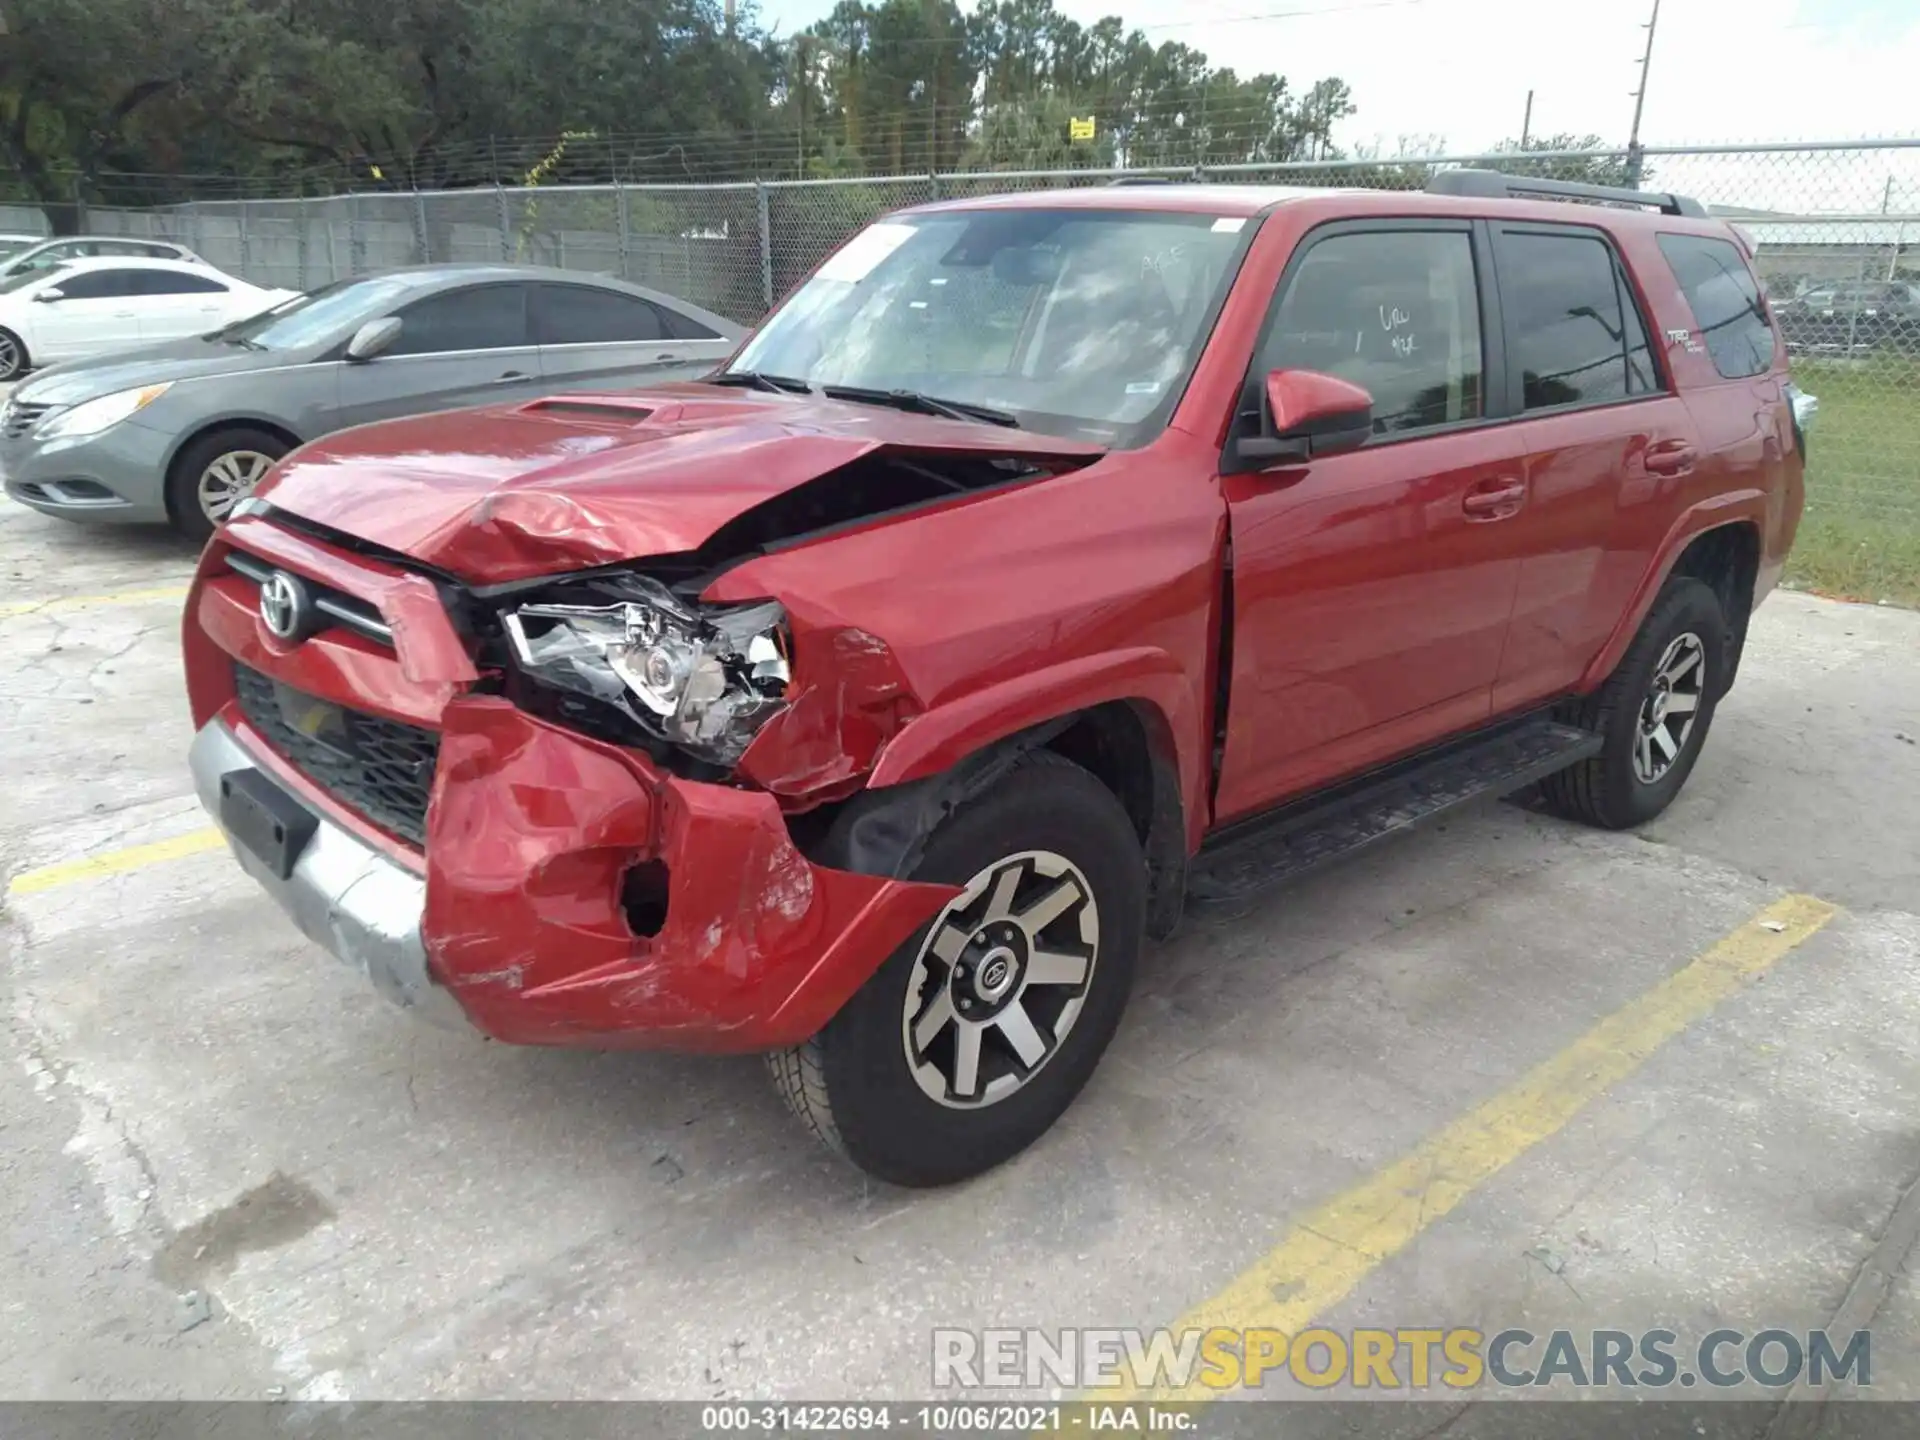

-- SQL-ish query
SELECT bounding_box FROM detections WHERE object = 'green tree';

[1486,132,1640,188]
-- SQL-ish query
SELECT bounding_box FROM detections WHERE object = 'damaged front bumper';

[189,718,474,1033]
[191,695,958,1052]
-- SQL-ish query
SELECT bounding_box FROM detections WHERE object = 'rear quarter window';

[1656,233,1776,380]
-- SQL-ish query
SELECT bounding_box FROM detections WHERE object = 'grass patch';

[1785,356,1920,605]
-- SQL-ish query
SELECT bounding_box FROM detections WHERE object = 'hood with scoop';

[253,384,1108,583]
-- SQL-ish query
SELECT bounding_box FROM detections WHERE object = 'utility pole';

[1520,90,1533,149]
[1624,0,1661,188]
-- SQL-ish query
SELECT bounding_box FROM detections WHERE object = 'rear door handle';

[1462,477,1527,520]
[1644,442,1698,476]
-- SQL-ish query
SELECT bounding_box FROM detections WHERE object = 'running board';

[1186,719,1602,911]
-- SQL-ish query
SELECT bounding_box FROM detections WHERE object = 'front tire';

[770,750,1144,1187]
[0,328,28,382]
[166,427,291,543]
[1540,577,1727,830]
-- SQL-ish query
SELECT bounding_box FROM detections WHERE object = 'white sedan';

[0,258,297,380]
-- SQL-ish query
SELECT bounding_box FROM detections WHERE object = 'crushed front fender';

[423,696,960,1051]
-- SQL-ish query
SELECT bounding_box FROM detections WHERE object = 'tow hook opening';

[620,859,672,938]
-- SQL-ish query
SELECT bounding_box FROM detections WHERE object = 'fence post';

[756,180,774,313]
[414,190,431,264]
[617,182,632,281]
[349,193,365,275]
[238,202,252,281]
[929,170,941,201]
[496,182,511,262]
[296,180,309,290]
[1623,141,1646,189]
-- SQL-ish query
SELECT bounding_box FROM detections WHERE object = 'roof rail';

[1426,167,1707,218]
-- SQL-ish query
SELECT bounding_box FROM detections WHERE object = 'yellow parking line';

[1107,892,1839,1403]
[0,583,191,621]
[6,828,225,898]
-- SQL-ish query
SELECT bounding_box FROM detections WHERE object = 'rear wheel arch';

[1666,521,1760,698]
[1584,510,1764,699]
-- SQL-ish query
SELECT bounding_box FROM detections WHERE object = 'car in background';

[0,233,46,264]
[0,257,296,381]
[1,263,742,539]
[1773,280,1920,355]
[0,235,209,281]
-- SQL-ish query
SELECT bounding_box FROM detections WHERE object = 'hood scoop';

[518,397,670,426]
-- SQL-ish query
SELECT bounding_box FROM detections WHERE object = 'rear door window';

[135,270,230,296]
[1657,233,1776,379]
[533,283,667,344]
[1499,228,1660,409]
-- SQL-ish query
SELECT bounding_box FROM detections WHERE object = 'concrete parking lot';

[3,483,1919,1430]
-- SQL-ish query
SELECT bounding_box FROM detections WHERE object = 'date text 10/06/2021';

[700,1405,1194,1431]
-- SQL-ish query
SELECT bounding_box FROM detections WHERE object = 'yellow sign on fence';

[1069,116,1097,142]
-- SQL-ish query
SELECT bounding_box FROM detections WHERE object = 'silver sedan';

[0,263,741,539]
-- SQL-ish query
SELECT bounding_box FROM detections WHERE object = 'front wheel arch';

[162,420,302,537]
[0,327,29,381]
[790,698,1189,940]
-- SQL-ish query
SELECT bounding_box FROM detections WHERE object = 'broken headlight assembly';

[500,576,792,767]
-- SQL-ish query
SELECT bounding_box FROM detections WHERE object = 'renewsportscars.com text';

[931,1326,1871,1392]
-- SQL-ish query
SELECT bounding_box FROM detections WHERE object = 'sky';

[751,0,1920,155]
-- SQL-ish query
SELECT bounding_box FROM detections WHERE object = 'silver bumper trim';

[189,718,475,1034]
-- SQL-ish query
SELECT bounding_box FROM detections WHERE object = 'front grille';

[2,401,52,439]
[233,664,439,847]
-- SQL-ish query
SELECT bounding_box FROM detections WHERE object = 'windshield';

[0,263,63,296]
[212,275,420,351]
[0,240,34,262]
[726,209,1252,443]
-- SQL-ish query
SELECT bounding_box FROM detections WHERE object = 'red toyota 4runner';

[183,171,1809,1186]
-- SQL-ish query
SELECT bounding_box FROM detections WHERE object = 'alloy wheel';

[901,849,1100,1109]
[1633,631,1706,784]
[196,450,275,524]
[0,333,20,378]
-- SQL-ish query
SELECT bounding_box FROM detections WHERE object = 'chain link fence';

[45,139,1920,600]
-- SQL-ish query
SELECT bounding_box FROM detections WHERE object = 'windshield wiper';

[820,385,1020,428]
[708,369,813,395]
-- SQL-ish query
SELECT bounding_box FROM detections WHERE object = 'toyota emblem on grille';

[259,570,315,642]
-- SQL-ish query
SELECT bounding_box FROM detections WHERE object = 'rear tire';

[769,750,1144,1187]
[1540,577,1727,830]
[166,427,291,543]
[0,328,28,382]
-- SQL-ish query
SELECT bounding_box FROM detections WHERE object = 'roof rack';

[1425,167,1707,218]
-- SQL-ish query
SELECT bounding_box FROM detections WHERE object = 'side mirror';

[346,316,403,362]
[33,287,65,304]
[1226,369,1374,471]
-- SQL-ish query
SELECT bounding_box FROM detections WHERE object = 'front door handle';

[1462,477,1527,520]
[1644,442,1698,476]
[493,371,532,384]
